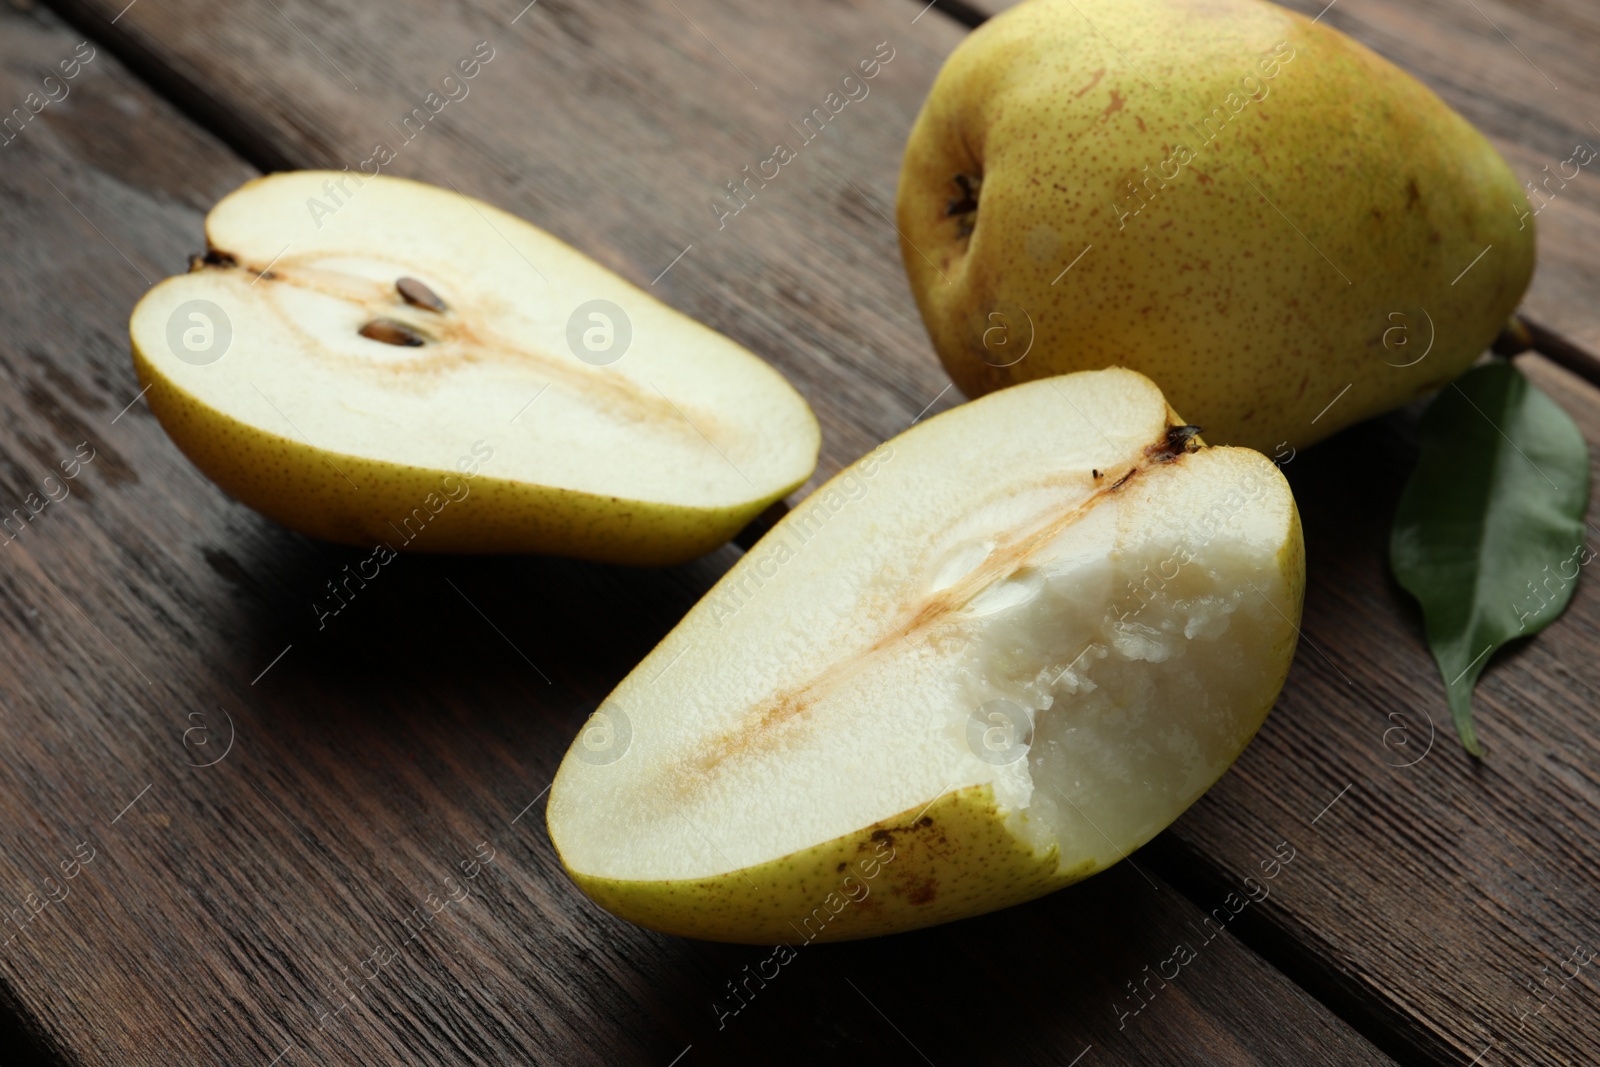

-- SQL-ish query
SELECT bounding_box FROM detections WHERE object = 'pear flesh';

[129,172,819,563]
[896,0,1535,452]
[549,369,1303,942]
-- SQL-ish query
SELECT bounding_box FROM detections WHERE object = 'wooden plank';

[0,2,1399,1064]
[925,0,1600,374]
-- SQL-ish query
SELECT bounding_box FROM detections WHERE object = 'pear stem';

[1491,315,1533,357]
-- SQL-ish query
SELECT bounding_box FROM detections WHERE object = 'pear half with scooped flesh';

[549,368,1303,941]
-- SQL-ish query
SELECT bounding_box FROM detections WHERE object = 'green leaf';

[1390,360,1591,757]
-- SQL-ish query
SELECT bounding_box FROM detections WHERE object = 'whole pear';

[897,0,1535,451]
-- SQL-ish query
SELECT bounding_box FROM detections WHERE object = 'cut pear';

[548,368,1303,942]
[129,171,819,563]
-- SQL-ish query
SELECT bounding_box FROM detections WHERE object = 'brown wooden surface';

[0,0,1596,1063]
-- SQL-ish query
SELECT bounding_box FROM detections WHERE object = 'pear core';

[549,369,1302,939]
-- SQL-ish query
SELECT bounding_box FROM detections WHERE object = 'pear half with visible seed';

[129,171,819,563]
[549,368,1302,942]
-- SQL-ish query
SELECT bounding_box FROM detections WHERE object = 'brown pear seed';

[359,319,428,347]
[397,277,447,312]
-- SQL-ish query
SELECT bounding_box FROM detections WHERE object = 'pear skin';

[571,785,1081,944]
[897,0,1535,451]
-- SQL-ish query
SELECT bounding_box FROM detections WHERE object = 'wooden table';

[2,0,1597,1061]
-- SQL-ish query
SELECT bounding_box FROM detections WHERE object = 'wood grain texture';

[0,1,1401,1064]
[924,0,1600,376]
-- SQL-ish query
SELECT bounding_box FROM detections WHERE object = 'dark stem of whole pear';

[1491,314,1533,357]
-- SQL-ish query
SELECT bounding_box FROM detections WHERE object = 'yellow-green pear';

[129,172,819,564]
[548,369,1303,942]
[897,0,1535,452]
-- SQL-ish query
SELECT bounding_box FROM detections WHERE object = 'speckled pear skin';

[131,343,774,564]
[564,785,1091,944]
[897,0,1535,452]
